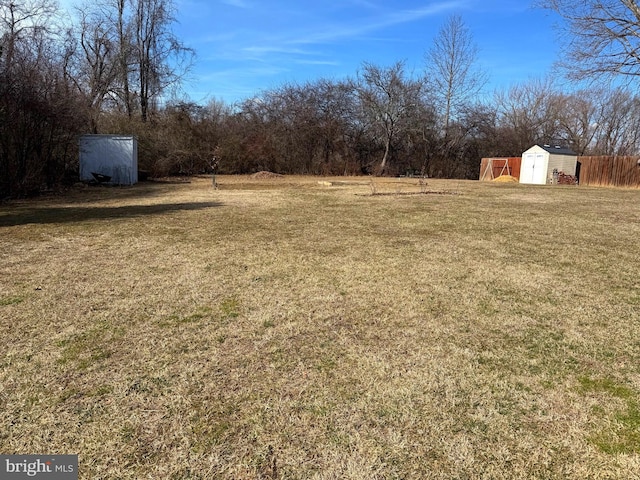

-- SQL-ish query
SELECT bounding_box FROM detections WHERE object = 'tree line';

[2,0,640,197]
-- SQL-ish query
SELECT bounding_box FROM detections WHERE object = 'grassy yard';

[1,176,639,479]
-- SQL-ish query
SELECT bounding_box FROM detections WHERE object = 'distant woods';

[2,1,640,197]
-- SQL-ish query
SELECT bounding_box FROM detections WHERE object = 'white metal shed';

[79,135,138,185]
[520,144,577,185]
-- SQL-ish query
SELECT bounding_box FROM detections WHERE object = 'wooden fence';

[479,158,522,181]
[578,156,640,187]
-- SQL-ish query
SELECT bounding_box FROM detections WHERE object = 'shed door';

[521,153,546,184]
[532,153,547,184]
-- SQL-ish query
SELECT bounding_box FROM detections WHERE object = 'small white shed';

[520,144,577,185]
[79,135,138,185]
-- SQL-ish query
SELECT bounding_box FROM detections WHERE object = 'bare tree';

[538,0,640,83]
[550,86,640,155]
[556,90,602,155]
[132,0,193,122]
[592,88,640,155]
[356,61,423,175]
[1,0,58,70]
[70,3,121,131]
[425,14,487,133]
[493,78,564,154]
[115,0,133,117]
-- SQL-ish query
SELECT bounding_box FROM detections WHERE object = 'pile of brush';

[557,172,577,185]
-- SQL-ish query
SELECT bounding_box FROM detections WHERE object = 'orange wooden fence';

[578,156,640,187]
[479,158,522,181]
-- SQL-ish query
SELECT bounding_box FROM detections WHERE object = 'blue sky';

[60,0,564,105]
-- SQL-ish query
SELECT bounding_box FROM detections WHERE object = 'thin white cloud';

[243,46,319,56]
[289,1,469,45]
[209,1,468,64]
[220,0,251,8]
[343,0,380,10]
[295,59,340,66]
[198,65,290,81]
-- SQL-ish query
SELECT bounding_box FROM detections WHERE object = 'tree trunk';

[118,0,132,118]
[378,136,391,175]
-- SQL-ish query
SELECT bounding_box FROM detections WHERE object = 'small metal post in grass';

[210,156,219,190]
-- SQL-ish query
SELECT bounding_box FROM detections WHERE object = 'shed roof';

[537,144,576,156]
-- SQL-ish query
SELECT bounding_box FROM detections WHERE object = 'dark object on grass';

[91,172,112,183]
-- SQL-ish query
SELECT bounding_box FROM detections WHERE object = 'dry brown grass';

[1,175,639,479]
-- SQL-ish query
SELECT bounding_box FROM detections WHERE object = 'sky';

[58,0,565,105]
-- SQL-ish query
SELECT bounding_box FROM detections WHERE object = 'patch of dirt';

[358,190,460,197]
[329,180,369,186]
[251,171,284,179]
[149,177,192,184]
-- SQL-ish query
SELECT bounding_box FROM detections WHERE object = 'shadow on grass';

[0,201,222,227]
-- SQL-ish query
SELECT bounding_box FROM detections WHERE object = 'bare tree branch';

[538,0,640,82]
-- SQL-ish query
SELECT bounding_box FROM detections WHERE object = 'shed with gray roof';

[520,144,577,185]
